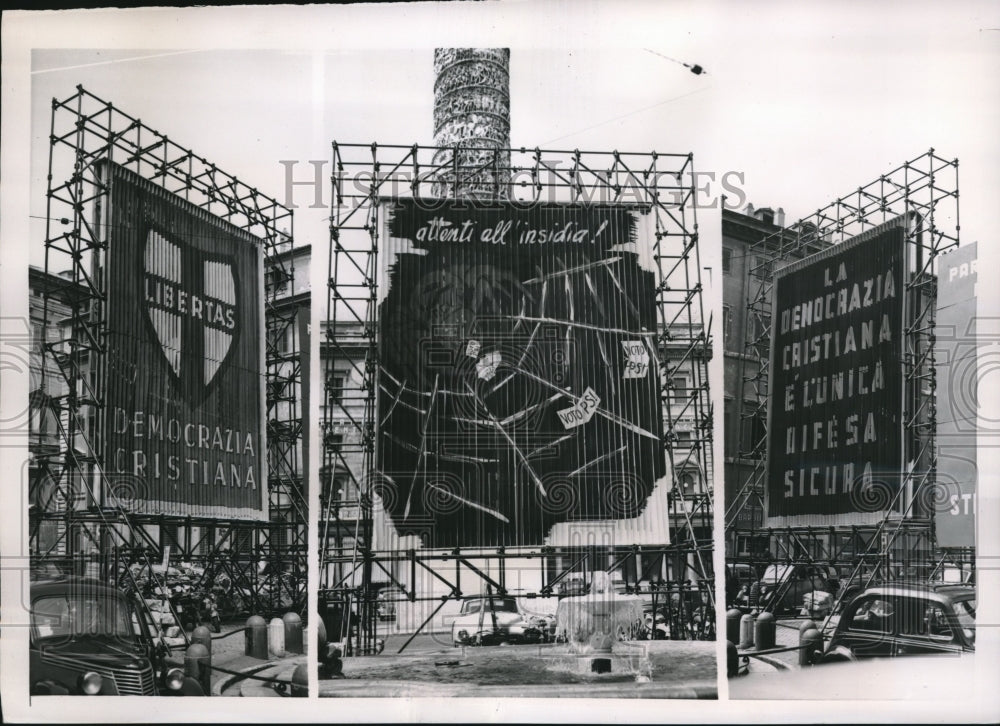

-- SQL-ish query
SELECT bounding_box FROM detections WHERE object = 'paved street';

[735,616,840,673]
[168,620,306,695]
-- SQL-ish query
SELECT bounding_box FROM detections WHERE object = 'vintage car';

[819,583,975,662]
[450,596,545,646]
[555,574,590,599]
[30,576,203,696]
[735,563,840,615]
[375,586,404,622]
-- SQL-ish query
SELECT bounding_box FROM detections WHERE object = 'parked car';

[520,603,557,642]
[736,563,840,615]
[451,596,544,646]
[376,586,404,622]
[30,576,203,696]
[555,574,590,599]
[819,583,975,662]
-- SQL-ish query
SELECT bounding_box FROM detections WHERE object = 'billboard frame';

[321,142,714,653]
[723,149,965,624]
[31,86,306,617]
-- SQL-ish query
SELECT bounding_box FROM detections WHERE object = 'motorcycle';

[169,589,221,632]
[200,591,222,633]
[169,590,199,631]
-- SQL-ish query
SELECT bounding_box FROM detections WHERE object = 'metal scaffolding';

[30,86,307,618]
[723,149,970,620]
[321,142,714,652]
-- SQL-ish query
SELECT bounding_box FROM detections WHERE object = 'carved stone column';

[432,48,511,199]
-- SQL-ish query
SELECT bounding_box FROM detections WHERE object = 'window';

[724,399,735,459]
[160,523,179,551]
[736,535,751,556]
[904,603,956,641]
[268,323,289,354]
[675,431,693,447]
[955,599,976,643]
[326,433,344,456]
[331,476,362,505]
[740,404,765,457]
[722,247,733,275]
[269,523,289,550]
[847,597,895,634]
[678,470,698,493]
[672,377,688,404]
[32,595,132,640]
[266,266,291,295]
[235,528,254,553]
[749,312,765,346]
[463,598,519,615]
[753,255,773,280]
[722,305,733,349]
[198,527,215,556]
[328,374,345,405]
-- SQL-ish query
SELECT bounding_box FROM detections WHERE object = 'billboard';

[766,217,906,521]
[934,242,977,548]
[103,162,266,519]
[376,198,668,547]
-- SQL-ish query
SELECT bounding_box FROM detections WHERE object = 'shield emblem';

[142,224,241,404]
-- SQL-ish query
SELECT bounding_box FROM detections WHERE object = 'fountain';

[550,572,651,679]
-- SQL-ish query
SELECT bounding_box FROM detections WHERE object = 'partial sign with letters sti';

[103,162,266,519]
[935,242,978,548]
[766,217,906,521]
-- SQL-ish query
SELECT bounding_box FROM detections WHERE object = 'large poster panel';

[103,162,266,519]
[935,242,977,548]
[377,199,668,547]
[766,217,906,519]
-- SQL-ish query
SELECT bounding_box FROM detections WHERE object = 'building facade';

[722,204,829,555]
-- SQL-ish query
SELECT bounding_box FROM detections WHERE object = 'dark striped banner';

[766,218,905,520]
[103,162,266,519]
[377,198,667,547]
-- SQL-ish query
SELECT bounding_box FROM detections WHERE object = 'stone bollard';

[798,618,818,635]
[726,640,739,678]
[184,643,211,695]
[799,627,823,667]
[726,608,743,645]
[738,611,757,650]
[283,612,303,655]
[269,617,286,657]
[317,618,328,657]
[245,615,268,660]
[754,611,776,650]
[290,663,309,697]
[191,625,212,655]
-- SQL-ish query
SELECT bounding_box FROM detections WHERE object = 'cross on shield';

[142,223,241,405]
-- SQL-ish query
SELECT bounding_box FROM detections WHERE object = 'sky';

[8,1,999,289]
[3,2,1000,722]
[22,44,719,271]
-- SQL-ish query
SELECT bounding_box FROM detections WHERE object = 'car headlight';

[79,671,103,695]
[165,667,185,691]
[456,629,468,642]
